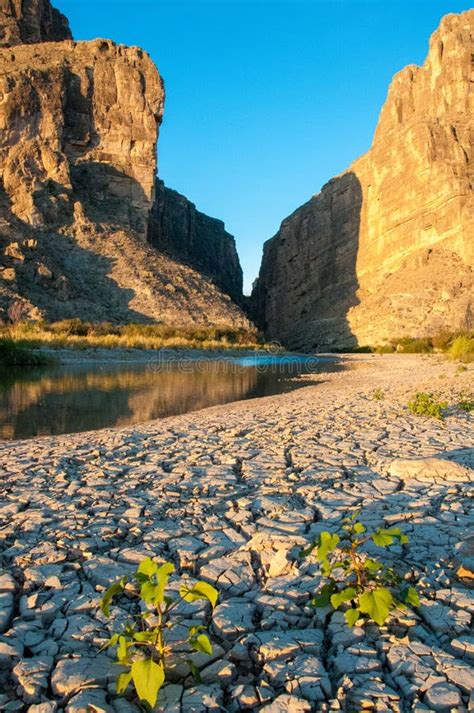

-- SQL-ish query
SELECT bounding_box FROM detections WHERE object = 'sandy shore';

[0,354,473,711]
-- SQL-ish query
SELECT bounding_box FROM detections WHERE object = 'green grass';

[0,337,52,367]
[0,320,268,353]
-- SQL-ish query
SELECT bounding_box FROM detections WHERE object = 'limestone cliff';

[149,180,243,303]
[253,10,473,350]
[0,0,248,326]
[0,0,71,47]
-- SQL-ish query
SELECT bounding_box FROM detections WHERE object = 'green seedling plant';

[100,557,218,709]
[301,511,419,628]
[372,388,385,401]
[457,392,474,413]
[407,392,447,419]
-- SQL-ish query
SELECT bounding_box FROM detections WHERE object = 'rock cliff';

[0,0,247,325]
[149,180,243,303]
[253,10,473,350]
[0,0,71,47]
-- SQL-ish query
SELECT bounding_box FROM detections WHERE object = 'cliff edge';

[0,0,247,325]
[252,11,473,350]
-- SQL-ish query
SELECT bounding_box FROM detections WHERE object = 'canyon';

[0,1,472,346]
[0,0,246,325]
[252,10,473,350]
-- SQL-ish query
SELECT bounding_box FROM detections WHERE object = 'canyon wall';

[253,10,474,350]
[0,0,247,325]
[0,0,71,47]
[149,180,243,303]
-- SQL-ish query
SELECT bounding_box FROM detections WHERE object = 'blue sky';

[56,0,471,293]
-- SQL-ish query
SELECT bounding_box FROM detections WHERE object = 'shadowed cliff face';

[148,180,244,303]
[253,172,362,351]
[253,10,474,350]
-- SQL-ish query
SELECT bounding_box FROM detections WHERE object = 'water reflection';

[0,355,341,440]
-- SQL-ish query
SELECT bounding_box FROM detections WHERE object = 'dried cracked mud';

[0,354,473,712]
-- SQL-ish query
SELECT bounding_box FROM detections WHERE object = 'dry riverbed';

[0,354,473,712]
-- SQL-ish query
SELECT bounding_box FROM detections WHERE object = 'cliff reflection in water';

[0,356,339,440]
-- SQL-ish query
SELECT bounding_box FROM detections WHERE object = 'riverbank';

[0,354,473,710]
[33,345,293,365]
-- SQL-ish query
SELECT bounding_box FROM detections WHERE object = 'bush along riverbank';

[0,320,270,354]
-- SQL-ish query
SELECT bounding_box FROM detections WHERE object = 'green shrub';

[448,335,474,363]
[48,318,91,336]
[372,388,385,401]
[374,344,395,354]
[458,393,474,413]
[407,392,447,419]
[100,557,218,708]
[0,338,50,367]
[392,337,433,354]
[300,511,419,627]
[431,331,454,351]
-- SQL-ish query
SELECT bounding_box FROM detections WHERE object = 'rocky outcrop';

[0,0,248,326]
[0,0,71,47]
[0,38,164,237]
[148,180,243,302]
[253,10,474,351]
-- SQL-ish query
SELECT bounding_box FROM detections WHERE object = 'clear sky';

[56,0,471,294]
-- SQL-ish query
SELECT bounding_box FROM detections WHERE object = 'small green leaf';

[179,581,218,608]
[188,625,206,638]
[187,659,202,682]
[136,556,159,579]
[353,522,366,534]
[400,586,419,607]
[364,558,382,573]
[330,586,357,610]
[134,631,154,642]
[131,658,165,708]
[100,577,126,617]
[116,670,133,694]
[140,562,175,606]
[311,583,334,608]
[345,608,360,627]
[400,535,409,545]
[117,635,129,663]
[316,531,340,562]
[190,633,213,656]
[359,587,393,626]
[321,558,332,576]
[372,529,395,547]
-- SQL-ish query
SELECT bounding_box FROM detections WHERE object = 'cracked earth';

[0,354,473,712]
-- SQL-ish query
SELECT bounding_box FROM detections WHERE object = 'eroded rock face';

[149,180,244,302]
[0,0,71,47]
[0,38,164,236]
[0,1,248,325]
[253,10,474,350]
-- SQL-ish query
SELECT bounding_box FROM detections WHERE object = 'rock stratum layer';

[0,0,247,325]
[253,11,474,350]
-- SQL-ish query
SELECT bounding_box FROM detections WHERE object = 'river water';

[0,353,342,440]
